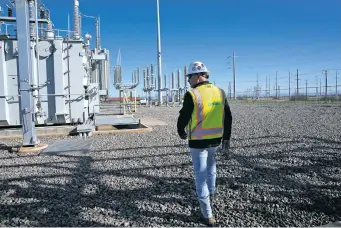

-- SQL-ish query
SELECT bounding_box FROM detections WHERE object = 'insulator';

[45,9,50,19]
[40,10,45,19]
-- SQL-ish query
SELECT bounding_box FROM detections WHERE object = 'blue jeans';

[189,147,218,218]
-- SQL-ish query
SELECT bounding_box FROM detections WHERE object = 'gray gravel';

[1,103,341,227]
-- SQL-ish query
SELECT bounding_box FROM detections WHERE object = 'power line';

[236,42,341,58]
[236,58,341,70]
[238,46,341,61]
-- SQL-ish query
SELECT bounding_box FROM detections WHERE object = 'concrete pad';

[40,139,93,156]
[93,125,152,135]
[0,126,76,140]
[95,115,140,126]
[0,121,152,139]
[96,125,116,131]
[140,117,168,126]
[18,143,49,154]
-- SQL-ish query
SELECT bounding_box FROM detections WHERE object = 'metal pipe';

[34,0,42,113]
[146,66,150,88]
[137,67,140,83]
[14,0,38,146]
[143,69,146,89]
[134,70,137,84]
[51,29,73,33]
[133,70,135,84]
[164,74,166,88]
[0,95,21,97]
[177,69,181,89]
[150,64,154,87]
[33,93,84,96]
[172,72,174,89]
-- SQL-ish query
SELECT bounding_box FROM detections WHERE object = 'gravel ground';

[0,103,341,227]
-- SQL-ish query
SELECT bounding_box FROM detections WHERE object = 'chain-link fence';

[227,85,340,103]
[226,71,340,104]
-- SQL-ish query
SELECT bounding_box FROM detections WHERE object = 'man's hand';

[179,133,187,140]
[221,140,230,151]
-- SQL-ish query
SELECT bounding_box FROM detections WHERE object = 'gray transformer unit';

[0,0,110,127]
[91,47,110,98]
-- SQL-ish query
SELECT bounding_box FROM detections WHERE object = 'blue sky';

[40,0,340,97]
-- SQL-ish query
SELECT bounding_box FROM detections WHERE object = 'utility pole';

[232,52,236,100]
[305,80,308,101]
[275,71,278,99]
[228,82,232,99]
[325,70,328,101]
[265,76,268,97]
[289,71,291,99]
[256,73,259,98]
[320,79,322,96]
[268,76,271,97]
[156,0,163,105]
[336,71,338,101]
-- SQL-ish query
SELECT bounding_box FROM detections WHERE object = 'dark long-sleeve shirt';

[177,81,232,149]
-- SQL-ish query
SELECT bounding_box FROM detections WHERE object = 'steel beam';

[15,0,38,146]
[0,16,49,23]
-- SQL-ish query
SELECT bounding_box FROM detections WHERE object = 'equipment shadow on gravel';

[216,135,341,226]
[1,135,341,226]
[89,143,188,153]
[0,152,207,227]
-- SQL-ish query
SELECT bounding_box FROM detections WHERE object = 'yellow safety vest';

[187,83,224,140]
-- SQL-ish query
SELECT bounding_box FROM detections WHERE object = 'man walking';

[177,61,232,226]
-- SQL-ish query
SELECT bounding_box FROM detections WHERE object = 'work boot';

[197,208,216,227]
[204,217,216,227]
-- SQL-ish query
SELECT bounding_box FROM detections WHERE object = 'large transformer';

[0,0,110,126]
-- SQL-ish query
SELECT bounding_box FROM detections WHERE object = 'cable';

[236,58,341,70]
[6,0,14,7]
[236,40,341,58]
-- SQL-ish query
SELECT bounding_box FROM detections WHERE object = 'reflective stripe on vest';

[188,84,224,140]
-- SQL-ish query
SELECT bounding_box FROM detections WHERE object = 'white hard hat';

[187,61,209,76]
